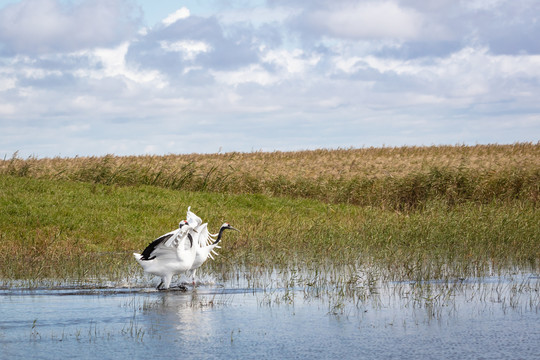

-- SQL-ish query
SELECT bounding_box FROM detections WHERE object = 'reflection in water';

[0,268,539,359]
[162,291,221,344]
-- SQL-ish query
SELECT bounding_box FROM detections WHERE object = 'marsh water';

[1,267,539,359]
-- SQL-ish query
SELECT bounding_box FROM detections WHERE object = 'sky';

[0,0,539,158]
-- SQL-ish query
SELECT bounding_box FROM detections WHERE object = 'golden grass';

[2,143,539,210]
[4,143,539,179]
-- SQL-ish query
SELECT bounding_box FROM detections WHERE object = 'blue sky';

[1,0,539,158]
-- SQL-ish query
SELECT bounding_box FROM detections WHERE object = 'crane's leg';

[163,274,172,289]
[158,274,172,290]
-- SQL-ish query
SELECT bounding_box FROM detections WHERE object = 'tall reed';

[2,144,539,210]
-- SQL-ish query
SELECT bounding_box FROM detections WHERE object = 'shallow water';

[1,270,539,359]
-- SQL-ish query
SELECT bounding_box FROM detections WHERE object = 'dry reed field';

[2,143,539,210]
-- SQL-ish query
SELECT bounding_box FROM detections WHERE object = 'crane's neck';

[212,226,228,245]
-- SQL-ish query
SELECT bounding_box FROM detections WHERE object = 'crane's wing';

[201,224,221,260]
[193,223,213,247]
[147,243,178,261]
[207,232,217,246]
[140,230,178,260]
[186,206,202,228]
[163,227,182,247]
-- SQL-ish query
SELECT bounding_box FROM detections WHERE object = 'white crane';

[133,207,239,290]
[189,221,239,285]
[133,220,198,290]
[185,207,239,285]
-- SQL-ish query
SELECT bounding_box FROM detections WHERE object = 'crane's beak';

[229,226,240,232]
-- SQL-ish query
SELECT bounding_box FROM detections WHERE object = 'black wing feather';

[140,233,174,260]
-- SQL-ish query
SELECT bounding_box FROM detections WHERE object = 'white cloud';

[211,64,278,86]
[263,49,320,74]
[162,7,190,26]
[0,103,16,115]
[216,5,299,26]
[71,43,167,88]
[65,123,91,132]
[462,0,507,11]
[0,74,16,91]
[160,40,211,60]
[306,2,424,40]
[0,0,138,55]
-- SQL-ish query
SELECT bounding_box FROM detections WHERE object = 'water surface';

[1,270,539,359]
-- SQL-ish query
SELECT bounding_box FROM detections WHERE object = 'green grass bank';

[1,174,538,283]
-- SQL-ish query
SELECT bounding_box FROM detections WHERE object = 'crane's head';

[221,223,239,232]
[211,223,240,245]
[179,220,197,233]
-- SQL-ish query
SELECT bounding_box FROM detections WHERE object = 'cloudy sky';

[1,0,539,158]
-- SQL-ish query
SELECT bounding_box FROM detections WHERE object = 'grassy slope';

[2,143,539,210]
[1,175,538,281]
